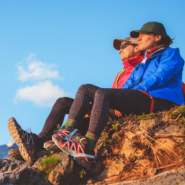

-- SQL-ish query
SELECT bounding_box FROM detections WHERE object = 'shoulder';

[162,47,181,57]
[160,48,184,66]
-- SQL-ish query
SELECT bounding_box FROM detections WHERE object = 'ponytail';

[157,35,174,47]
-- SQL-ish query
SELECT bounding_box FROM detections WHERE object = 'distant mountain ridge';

[0,141,18,159]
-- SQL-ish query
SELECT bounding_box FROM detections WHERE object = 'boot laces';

[19,127,34,145]
[53,124,61,134]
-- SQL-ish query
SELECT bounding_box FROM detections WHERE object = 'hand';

[115,110,122,117]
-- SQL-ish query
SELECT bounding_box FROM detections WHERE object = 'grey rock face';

[0,142,18,159]
[0,151,76,185]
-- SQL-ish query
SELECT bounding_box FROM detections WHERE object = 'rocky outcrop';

[0,142,18,159]
[1,106,185,185]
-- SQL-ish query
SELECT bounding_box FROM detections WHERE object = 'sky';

[0,0,185,145]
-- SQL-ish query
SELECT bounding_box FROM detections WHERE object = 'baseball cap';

[113,37,138,50]
[130,21,168,38]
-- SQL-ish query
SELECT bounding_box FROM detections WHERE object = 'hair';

[157,35,173,47]
[152,33,174,47]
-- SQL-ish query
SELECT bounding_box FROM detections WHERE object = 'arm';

[121,63,144,89]
[133,50,184,91]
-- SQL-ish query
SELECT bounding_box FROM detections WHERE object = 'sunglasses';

[120,43,138,50]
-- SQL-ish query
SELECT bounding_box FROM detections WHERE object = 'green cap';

[113,37,138,50]
[130,21,168,38]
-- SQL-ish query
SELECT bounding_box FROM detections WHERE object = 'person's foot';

[43,140,59,151]
[8,148,23,161]
[53,128,80,140]
[52,128,80,148]
[53,132,95,168]
[7,117,41,162]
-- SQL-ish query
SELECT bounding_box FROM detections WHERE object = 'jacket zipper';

[115,69,125,89]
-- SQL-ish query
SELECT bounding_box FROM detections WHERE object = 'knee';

[54,97,69,105]
[78,84,92,92]
[95,88,106,98]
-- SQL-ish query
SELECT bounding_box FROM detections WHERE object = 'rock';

[0,141,18,159]
[87,178,95,184]
[0,173,8,184]
[139,119,156,131]
[48,152,74,185]
[146,168,157,176]
[37,150,51,158]
[1,106,185,184]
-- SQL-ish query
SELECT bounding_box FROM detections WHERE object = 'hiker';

[50,21,184,169]
[8,36,145,161]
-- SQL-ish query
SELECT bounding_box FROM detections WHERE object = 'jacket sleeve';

[121,63,144,89]
[133,49,184,91]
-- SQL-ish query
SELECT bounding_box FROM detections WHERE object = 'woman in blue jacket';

[51,21,184,168]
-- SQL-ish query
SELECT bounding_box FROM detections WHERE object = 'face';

[137,33,161,51]
[119,42,139,61]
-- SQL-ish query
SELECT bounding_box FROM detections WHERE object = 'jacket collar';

[146,45,167,59]
[123,56,144,70]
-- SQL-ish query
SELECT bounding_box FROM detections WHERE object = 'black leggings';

[38,96,117,141]
[37,84,175,146]
[38,97,92,144]
[38,97,74,138]
[68,84,168,137]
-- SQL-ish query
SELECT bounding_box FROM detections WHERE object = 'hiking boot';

[8,148,23,161]
[43,140,59,151]
[7,117,41,162]
[53,128,80,140]
[53,132,95,168]
[52,128,80,149]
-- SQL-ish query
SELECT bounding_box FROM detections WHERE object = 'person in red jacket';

[112,37,145,116]
[7,36,145,162]
[112,37,145,89]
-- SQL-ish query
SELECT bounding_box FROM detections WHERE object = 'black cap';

[130,21,168,38]
[113,37,138,50]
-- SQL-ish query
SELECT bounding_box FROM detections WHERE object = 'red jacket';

[112,56,144,89]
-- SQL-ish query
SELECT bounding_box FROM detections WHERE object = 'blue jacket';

[121,48,185,105]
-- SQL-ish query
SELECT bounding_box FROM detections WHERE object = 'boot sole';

[8,149,23,161]
[73,158,92,169]
[18,144,33,162]
[7,117,23,145]
[7,117,35,162]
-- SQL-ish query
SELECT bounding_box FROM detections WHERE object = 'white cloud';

[14,81,70,107]
[17,53,63,81]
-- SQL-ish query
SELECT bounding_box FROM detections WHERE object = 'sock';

[85,132,98,152]
[62,119,77,129]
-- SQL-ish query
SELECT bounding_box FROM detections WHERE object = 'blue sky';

[0,0,185,145]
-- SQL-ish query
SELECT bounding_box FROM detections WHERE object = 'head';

[113,37,145,61]
[130,22,173,51]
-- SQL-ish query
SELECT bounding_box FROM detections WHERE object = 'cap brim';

[113,38,132,50]
[130,30,152,38]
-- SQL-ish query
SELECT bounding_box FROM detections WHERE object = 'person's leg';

[87,88,151,139]
[66,87,151,153]
[38,97,74,138]
[56,85,152,168]
[77,117,90,135]
[7,97,74,162]
[62,84,100,129]
[63,85,151,137]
